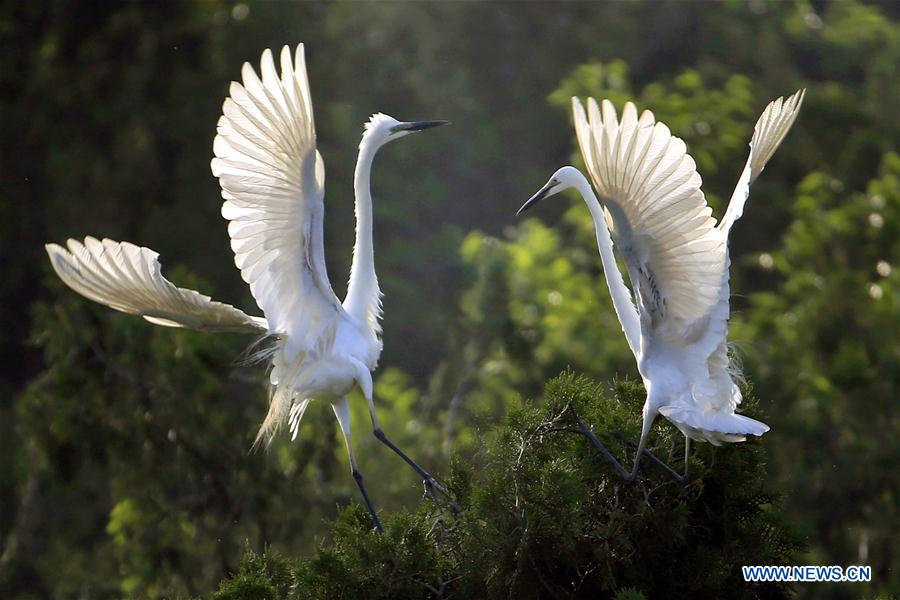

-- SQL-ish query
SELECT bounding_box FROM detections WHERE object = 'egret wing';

[46,237,267,333]
[212,44,342,361]
[573,97,726,336]
[689,90,804,411]
[719,89,805,236]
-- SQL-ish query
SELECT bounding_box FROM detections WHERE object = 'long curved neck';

[343,136,383,334]
[571,173,643,357]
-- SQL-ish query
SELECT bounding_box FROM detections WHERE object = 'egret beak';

[517,180,555,216]
[390,120,450,134]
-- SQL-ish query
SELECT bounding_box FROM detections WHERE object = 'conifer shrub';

[211,373,800,599]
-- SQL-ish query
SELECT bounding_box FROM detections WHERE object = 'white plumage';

[45,237,268,333]
[573,98,726,334]
[45,44,450,531]
[213,47,340,365]
[520,89,804,479]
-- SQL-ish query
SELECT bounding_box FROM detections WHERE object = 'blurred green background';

[1,0,897,598]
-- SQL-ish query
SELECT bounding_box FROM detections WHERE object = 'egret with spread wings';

[45,44,451,531]
[518,90,804,482]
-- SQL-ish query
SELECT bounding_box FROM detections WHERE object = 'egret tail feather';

[659,405,768,445]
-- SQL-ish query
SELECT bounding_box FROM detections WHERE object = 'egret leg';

[332,399,383,532]
[363,394,460,511]
[683,436,691,480]
[351,466,383,533]
[569,405,656,483]
[626,417,652,481]
[570,407,632,480]
[373,428,461,511]
[611,432,691,484]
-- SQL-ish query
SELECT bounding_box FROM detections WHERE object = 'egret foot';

[373,428,462,512]
[422,479,436,503]
[611,433,691,485]
[352,468,383,532]
[421,479,448,513]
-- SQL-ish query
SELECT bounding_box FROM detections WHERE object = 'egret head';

[517,166,584,215]
[362,113,449,148]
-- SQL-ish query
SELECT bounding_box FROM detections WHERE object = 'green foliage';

[11,273,336,597]
[429,65,783,468]
[612,589,646,600]
[211,549,293,600]
[733,152,900,589]
[293,508,450,599]
[213,374,799,599]
[3,1,898,597]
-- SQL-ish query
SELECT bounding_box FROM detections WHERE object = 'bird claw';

[421,477,462,513]
[422,479,437,502]
[611,433,689,484]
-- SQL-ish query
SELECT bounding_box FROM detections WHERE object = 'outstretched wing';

[573,97,726,338]
[719,89,805,236]
[212,44,342,361]
[697,90,804,410]
[46,237,267,333]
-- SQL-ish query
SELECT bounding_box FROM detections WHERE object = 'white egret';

[44,44,452,531]
[519,90,804,482]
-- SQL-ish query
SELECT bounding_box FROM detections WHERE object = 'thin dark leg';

[635,444,688,483]
[374,428,462,511]
[352,468,383,532]
[569,407,635,482]
[612,432,690,484]
[332,399,383,532]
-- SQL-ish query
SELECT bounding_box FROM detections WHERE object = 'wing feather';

[46,237,267,333]
[212,44,341,362]
[574,97,727,334]
[690,90,804,410]
[719,89,805,236]
[572,99,643,357]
